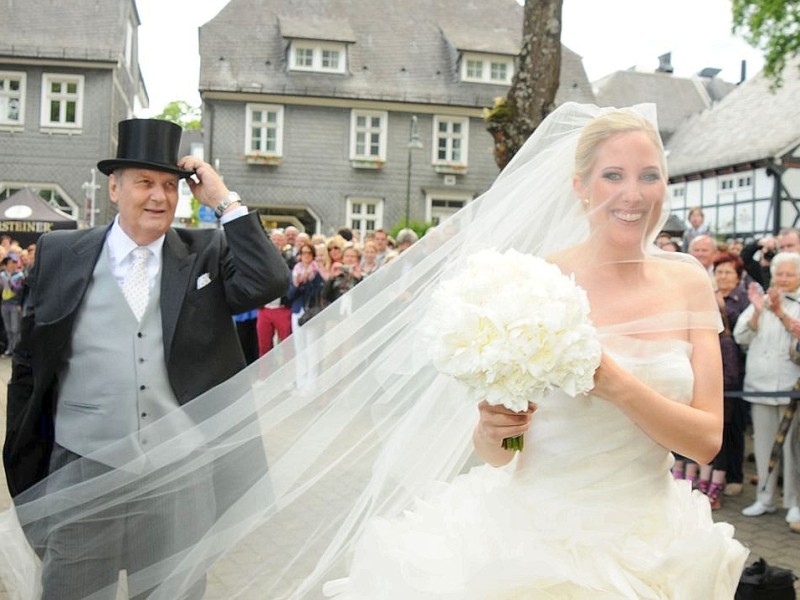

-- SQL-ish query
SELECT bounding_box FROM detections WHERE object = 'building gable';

[667,55,800,178]
[198,0,595,107]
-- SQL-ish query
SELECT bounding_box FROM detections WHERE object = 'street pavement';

[0,356,797,598]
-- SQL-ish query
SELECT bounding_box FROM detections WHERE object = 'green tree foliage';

[732,0,800,87]
[153,100,201,130]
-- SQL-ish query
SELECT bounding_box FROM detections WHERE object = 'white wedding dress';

[324,314,749,600]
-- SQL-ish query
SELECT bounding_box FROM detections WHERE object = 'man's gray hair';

[396,228,419,245]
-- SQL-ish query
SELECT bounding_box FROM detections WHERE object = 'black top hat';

[97,119,194,178]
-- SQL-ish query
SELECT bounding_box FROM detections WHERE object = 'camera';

[764,249,777,261]
[340,264,352,274]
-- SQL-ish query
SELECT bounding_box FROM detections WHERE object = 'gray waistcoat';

[55,246,186,467]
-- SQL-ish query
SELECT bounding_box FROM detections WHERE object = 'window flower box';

[350,158,385,170]
[244,153,282,166]
[434,163,468,175]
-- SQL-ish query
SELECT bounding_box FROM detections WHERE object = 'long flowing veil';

[1,101,698,600]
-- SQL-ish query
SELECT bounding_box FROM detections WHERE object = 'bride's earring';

[582,198,589,207]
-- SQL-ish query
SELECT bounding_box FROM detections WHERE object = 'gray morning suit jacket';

[2,211,290,498]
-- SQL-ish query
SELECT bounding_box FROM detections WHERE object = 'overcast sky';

[135,0,765,116]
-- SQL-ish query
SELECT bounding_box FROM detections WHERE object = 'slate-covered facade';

[0,0,147,227]
[197,0,595,236]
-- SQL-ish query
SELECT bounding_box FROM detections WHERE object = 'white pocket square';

[196,273,212,289]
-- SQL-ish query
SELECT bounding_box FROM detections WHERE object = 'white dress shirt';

[106,206,248,291]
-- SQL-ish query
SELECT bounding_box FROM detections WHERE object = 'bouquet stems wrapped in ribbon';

[424,248,602,452]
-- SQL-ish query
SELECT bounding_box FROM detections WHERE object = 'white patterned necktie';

[122,247,150,322]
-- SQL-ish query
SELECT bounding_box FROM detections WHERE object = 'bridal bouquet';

[424,248,602,451]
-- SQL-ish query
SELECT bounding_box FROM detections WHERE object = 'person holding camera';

[321,245,362,307]
[740,235,777,289]
[740,229,800,292]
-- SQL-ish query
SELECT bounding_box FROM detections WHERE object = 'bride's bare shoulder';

[654,254,710,283]
[546,246,582,272]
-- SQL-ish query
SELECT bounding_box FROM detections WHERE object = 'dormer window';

[289,40,347,74]
[460,52,514,84]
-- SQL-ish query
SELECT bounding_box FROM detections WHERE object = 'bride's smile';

[610,209,644,223]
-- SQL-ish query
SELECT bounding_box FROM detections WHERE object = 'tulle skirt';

[325,462,747,599]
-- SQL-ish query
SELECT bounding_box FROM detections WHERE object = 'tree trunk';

[485,0,563,170]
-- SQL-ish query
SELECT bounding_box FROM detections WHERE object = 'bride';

[0,103,747,599]
[319,107,748,599]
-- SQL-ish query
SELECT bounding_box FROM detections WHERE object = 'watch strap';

[214,191,242,218]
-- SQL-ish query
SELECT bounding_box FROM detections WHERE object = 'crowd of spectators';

[0,234,35,357]
[662,207,800,534]
[237,225,418,368]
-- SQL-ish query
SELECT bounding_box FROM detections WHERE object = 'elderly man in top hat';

[2,118,290,599]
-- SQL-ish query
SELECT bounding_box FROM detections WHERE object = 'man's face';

[270,231,286,249]
[374,231,387,252]
[110,168,179,245]
[285,227,298,246]
[690,238,716,268]
[779,232,800,254]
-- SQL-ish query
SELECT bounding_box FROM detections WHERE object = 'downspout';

[204,100,214,168]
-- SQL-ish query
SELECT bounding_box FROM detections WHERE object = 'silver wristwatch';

[214,191,242,218]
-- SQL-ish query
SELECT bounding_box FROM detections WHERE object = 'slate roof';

[593,69,736,139]
[666,55,800,178]
[0,0,135,63]
[198,0,595,108]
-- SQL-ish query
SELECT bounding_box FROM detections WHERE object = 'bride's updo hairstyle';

[573,111,668,185]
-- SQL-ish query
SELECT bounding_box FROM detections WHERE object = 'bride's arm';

[591,264,723,464]
[473,402,537,467]
[591,329,723,464]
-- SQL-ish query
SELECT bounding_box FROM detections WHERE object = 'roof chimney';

[698,67,721,78]
[739,59,747,84]
[656,52,674,74]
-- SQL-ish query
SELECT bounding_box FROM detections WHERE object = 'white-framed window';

[289,40,347,74]
[737,175,752,188]
[321,48,341,70]
[719,177,735,191]
[460,52,514,84]
[40,74,83,128]
[672,187,685,198]
[0,72,25,125]
[245,103,284,160]
[294,46,314,68]
[350,110,387,164]
[346,197,384,236]
[426,191,472,226]
[433,116,469,167]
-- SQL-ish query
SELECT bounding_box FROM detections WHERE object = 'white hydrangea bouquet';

[424,248,603,451]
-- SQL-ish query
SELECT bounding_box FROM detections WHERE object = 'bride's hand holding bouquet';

[424,248,602,452]
[474,401,538,465]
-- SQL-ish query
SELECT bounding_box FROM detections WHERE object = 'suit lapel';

[39,226,109,325]
[161,228,196,359]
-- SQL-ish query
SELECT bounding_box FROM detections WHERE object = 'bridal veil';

[1,102,704,599]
